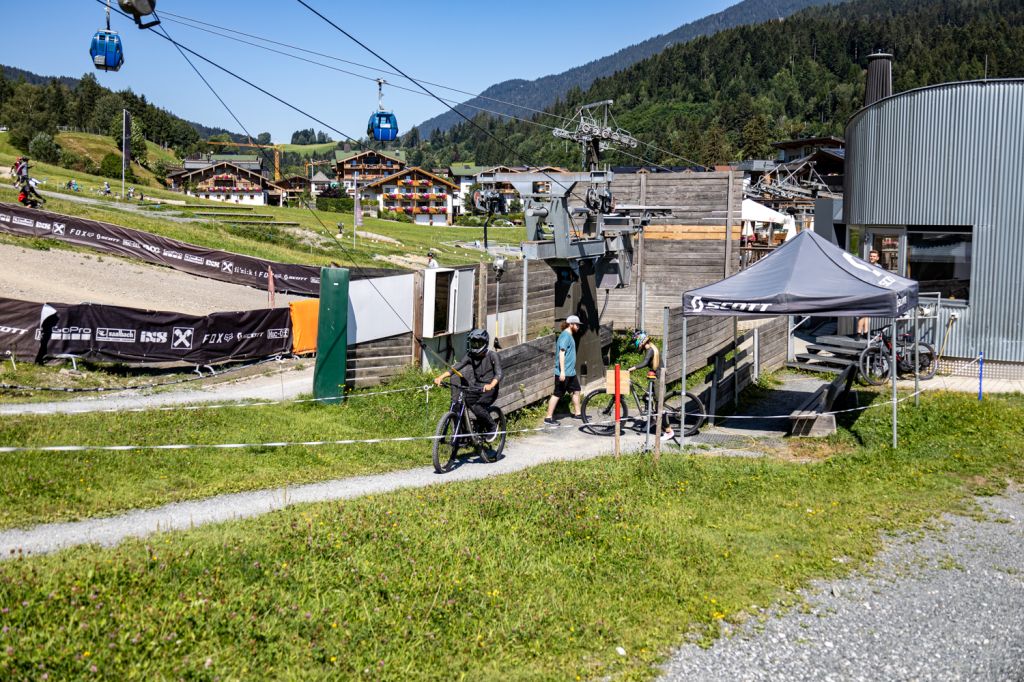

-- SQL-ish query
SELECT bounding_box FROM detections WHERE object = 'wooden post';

[412,271,424,368]
[733,317,740,407]
[477,265,487,329]
[724,170,735,277]
[709,355,721,428]
[635,230,645,329]
[891,318,898,449]
[614,363,621,458]
[520,257,528,344]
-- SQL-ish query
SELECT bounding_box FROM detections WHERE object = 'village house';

[361,167,457,226]
[335,149,407,195]
[169,161,284,206]
[274,174,311,205]
[310,171,333,196]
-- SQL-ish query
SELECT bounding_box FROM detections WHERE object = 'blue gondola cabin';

[90,30,124,72]
[368,111,399,142]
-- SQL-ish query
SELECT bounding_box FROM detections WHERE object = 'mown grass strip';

[0,371,466,529]
[0,392,1020,679]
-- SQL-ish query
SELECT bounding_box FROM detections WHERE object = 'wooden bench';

[789,364,857,437]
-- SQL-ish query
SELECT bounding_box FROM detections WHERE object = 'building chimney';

[864,52,893,106]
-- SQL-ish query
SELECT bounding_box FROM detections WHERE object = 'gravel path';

[0,242,303,314]
[662,489,1024,682]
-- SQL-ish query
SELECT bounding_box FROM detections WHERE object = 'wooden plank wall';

[482,259,557,340]
[757,317,788,375]
[661,310,734,380]
[346,332,414,389]
[600,171,743,330]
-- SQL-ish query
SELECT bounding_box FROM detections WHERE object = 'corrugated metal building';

[844,79,1024,367]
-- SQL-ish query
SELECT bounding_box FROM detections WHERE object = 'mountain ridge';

[413,0,847,137]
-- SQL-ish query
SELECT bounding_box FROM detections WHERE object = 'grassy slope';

[0,392,1020,679]
[280,142,338,155]
[54,132,179,187]
[1,132,513,269]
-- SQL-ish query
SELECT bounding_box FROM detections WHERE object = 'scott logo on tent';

[689,296,770,313]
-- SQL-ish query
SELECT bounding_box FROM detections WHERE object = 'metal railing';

[738,246,776,269]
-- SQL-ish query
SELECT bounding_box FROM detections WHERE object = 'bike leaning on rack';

[580,373,706,438]
[858,327,937,386]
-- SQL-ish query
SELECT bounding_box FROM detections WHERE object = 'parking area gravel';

[662,489,1024,681]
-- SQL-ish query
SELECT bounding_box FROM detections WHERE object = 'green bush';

[315,196,354,213]
[28,133,60,164]
[380,210,413,223]
[98,152,136,182]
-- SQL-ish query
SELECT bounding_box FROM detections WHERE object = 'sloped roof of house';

[334,148,407,164]
[311,171,332,182]
[174,161,281,189]
[362,166,458,190]
[448,163,487,177]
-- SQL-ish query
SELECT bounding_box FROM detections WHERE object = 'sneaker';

[660,430,675,441]
[483,427,499,443]
[543,417,559,427]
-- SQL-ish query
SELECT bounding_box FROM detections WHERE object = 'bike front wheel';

[664,391,707,437]
[477,406,506,463]
[581,388,628,435]
[859,346,891,386]
[432,412,461,474]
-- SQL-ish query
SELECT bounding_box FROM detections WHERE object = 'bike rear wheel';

[477,406,506,463]
[912,342,938,380]
[432,412,461,474]
[858,346,890,386]
[664,391,707,437]
[581,388,628,435]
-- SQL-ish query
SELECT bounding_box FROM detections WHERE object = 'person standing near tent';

[544,315,581,425]
[856,249,881,338]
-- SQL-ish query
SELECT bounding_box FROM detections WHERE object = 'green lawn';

[280,142,339,155]
[0,391,1019,679]
[0,371,547,529]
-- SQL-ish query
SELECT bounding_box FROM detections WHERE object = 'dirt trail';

[0,242,303,313]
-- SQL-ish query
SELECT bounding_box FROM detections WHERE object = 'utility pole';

[121,108,131,201]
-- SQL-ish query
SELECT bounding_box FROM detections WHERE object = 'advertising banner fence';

[0,298,46,361]
[0,202,323,294]
[40,303,293,364]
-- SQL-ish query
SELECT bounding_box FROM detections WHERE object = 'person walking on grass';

[544,315,582,426]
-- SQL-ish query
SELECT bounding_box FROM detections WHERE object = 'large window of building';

[906,226,972,301]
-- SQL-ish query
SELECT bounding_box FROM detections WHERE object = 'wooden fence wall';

[483,259,558,341]
[346,332,414,389]
[600,171,744,330]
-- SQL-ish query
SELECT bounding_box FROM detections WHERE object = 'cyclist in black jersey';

[434,328,503,440]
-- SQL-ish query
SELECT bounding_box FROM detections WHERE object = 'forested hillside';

[415,0,844,136]
[0,68,243,154]
[407,0,1024,169]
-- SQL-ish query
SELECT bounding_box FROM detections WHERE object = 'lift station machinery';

[478,101,669,389]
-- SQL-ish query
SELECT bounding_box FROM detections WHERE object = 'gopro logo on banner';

[50,326,92,341]
[690,296,770,313]
[140,331,168,343]
[96,328,137,343]
[267,328,289,340]
[172,327,194,349]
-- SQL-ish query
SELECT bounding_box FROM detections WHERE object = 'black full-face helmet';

[467,328,490,357]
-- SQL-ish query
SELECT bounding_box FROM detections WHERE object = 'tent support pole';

[914,306,920,407]
[681,316,687,450]
[891,318,898,449]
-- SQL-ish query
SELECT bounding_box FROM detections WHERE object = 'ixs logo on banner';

[140,330,168,344]
[689,296,771,313]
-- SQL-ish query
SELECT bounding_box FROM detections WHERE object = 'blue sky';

[1,0,736,142]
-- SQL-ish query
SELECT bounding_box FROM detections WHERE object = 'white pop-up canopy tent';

[680,230,921,446]
[741,199,796,241]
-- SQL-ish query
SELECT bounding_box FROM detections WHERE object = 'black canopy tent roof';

[682,230,918,318]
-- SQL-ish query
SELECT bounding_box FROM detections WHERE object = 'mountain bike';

[432,381,506,474]
[858,327,937,386]
[580,372,706,438]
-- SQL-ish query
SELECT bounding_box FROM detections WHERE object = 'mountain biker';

[17,179,45,209]
[434,328,503,441]
[628,330,674,441]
